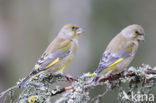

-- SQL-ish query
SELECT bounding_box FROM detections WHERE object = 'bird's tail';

[86,76,100,85]
[92,71,112,84]
[18,75,32,87]
[92,76,100,84]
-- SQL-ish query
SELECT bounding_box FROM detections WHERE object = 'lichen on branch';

[1,64,156,103]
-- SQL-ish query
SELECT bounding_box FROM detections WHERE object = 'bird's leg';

[109,73,113,79]
[120,70,125,77]
[62,73,77,82]
[142,77,147,86]
[50,72,53,76]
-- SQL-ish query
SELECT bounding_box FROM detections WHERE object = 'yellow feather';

[99,75,104,80]
[105,58,124,71]
[28,75,35,81]
[45,58,59,69]
[127,43,135,51]
[89,73,95,77]
[34,64,39,70]
[60,40,72,51]
[75,34,80,38]
[58,58,72,72]
[58,65,66,73]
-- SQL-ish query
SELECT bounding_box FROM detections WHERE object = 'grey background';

[0,0,156,102]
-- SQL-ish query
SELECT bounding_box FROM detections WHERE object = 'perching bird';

[18,24,84,87]
[93,24,144,83]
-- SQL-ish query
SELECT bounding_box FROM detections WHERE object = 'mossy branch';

[1,64,156,103]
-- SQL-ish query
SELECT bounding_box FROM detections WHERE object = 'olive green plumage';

[19,24,84,87]
[93,24,145,82]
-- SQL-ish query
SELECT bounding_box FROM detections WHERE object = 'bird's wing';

[30,39,72,75]
[96,50,131,74]
[31,50,70,75]
[18,39,72,87]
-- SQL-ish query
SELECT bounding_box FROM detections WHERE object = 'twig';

[51,86,74,96]
[90,87,110,102]
[54,69,156,95]
[0,85,18,98]
[98,69,156,82]
[2,66,156,102]
[144,69,156,74]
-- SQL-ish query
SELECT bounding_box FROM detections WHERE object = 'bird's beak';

[137,35,144,42]
[76,28,85,34]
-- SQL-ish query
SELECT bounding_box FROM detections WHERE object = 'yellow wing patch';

[29,75,36,81]
[58,58,72,73]
[34,64,40,70]
[45,58,60,69]
[89,73,95,77]
[105,58,124,71]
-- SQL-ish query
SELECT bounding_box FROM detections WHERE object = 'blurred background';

[0,0,156,102]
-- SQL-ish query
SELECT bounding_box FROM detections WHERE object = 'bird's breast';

[70,39,78,55]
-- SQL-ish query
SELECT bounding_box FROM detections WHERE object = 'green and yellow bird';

[93,24,144,83]
[18,24,84,87]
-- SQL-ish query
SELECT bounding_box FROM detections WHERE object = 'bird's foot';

[63,74,77,82]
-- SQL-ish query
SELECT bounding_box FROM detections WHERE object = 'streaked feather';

[96,50,131,74]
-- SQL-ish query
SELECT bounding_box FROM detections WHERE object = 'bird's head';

[121,24,145,43]
[59,24,84,40]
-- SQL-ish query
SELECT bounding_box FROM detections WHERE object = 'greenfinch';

[93,24,144,83]
[18,24,84,87]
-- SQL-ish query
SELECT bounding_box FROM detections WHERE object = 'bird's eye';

[135,31,141,35]
[72,26,75,30]
[135,31,138,34]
